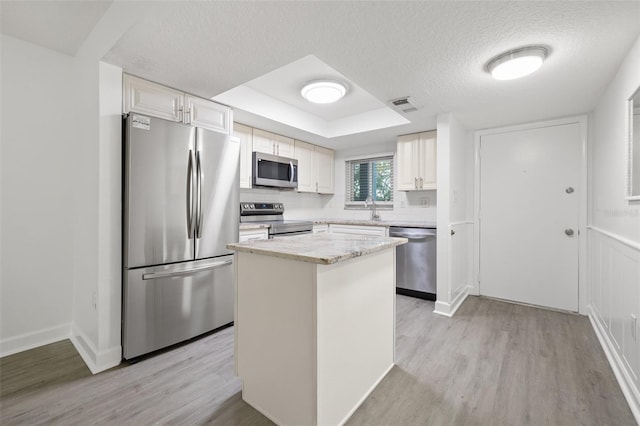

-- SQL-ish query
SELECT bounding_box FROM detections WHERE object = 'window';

[345,155,394,208]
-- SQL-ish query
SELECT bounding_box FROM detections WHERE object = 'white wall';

[588,35,640,421]
[0,2,147,374]
[434,113,472,317]
[0,35,76,355]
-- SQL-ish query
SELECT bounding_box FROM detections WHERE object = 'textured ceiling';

[3,1,639,149]
[0,0,112,56]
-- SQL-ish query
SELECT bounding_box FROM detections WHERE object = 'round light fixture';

[301,79,347,104]
[487,46,549,81]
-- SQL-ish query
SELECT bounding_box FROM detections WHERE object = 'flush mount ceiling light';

[301,79,347,104]
[487,46,549,81]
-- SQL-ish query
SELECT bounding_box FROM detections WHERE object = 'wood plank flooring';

[0,295,635,425]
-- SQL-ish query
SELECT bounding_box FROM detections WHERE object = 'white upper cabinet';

[294,141,334,194]
[123,74,231,134]
[275,134,295,158]
[315,146,334,194]
[253,129,294,157]
[294,140,316,192]
[233,123,253,189]
[185,95,231,134]
[396,130,437,190]
[123,75,184,122]
[419,131,437,190]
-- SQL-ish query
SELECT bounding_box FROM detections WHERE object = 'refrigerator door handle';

[195,150,203,238]
[142,259,233,280]
[186,149,195,239]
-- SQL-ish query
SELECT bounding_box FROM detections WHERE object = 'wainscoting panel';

[588,227,640,421]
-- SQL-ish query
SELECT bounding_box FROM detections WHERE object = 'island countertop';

[227,233,407,265]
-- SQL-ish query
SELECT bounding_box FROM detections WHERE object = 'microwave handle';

[289,161,295,184]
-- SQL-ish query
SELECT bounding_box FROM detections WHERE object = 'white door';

[479,123,580,311]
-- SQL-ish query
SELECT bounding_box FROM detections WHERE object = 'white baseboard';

[336,362,394,426]
[0,323,71,357]
[588,305,640,423]
[70,324,121,374]
[433,285,470,317]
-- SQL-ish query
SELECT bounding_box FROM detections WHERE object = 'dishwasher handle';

[389,228,436,240]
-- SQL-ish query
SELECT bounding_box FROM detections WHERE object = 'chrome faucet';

[364,195,380,221]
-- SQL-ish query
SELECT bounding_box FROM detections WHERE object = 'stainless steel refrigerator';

[122,113,239,359]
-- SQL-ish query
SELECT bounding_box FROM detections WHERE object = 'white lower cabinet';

[239,228,268,242]
[328,224,388,237]
[313,224,329,234]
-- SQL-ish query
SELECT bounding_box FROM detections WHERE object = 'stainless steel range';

[240,202,313,238]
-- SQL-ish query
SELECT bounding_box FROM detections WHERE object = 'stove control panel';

[240,202,284,215]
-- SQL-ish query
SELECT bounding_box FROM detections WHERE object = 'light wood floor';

[0,295,635,425]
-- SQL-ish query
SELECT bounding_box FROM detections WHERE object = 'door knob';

[565,187,574,194]
[564,228,574,236]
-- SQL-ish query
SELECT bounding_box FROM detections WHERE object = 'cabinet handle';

[185,108,191,124]
[415,177,418,189]
[177,106,184,122]
[277,144,280,155]
[419,177,423,188]
[316,182,318,192]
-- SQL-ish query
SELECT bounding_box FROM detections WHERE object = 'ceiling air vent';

[388,96,419,113]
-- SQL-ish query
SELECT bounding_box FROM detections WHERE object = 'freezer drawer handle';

[142,259,233,280]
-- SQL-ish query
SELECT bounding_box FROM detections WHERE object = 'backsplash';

[240,140,438,223]
[240,188,437,222]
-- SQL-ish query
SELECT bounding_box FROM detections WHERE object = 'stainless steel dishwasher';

[389,226,436,300]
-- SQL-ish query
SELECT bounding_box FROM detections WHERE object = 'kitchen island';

[227,233,407,426]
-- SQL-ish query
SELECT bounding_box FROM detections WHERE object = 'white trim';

[473,115,588,314]
[342,152,395,162]
[70,324,121,374]
[588,305,640,423]
[625,196,640,201]
[588,225,640,251]
[335,363,394,426]
[0,323,71,358]
[433,285,470,317]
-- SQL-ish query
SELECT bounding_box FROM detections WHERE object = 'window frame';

[344,153,394,210]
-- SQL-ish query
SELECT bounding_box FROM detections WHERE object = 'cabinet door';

[329,224,387,237]
[396,134,420,190]
[276,135,295,158]
[419,131,437,190]
[313,224,329,234]
[234,123,253,189]
[294,140,316,193]
[123,74,183,122]
[239,228,269,242]
[253,129,275,154]
[186,95,231,134]
[315,146,335,194]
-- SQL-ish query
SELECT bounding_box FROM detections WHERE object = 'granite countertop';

[239,223,270,230]
[227,233,408,265]
[312,219,437,229]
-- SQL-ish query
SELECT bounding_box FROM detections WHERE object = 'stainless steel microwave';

[252,152,298,189]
